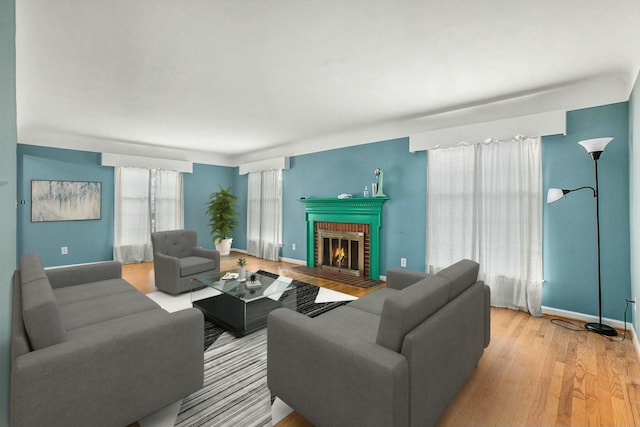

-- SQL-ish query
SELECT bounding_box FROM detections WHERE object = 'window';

[114,167,183,263]
[427,137,543,315]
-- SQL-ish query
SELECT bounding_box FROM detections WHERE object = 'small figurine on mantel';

[373,168,387,197]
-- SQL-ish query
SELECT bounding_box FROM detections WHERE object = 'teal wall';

[183,163,236,249]
[0,0,16,424]
[630,71,640,335]
[281,138,427,272]
[17,144,234,266]
[18,106,633,323]
[542,103,631,321]
[17,145,115,266]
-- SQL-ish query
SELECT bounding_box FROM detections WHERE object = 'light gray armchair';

[151,229,220,294]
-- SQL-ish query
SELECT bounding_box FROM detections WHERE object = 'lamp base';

[585,322,618,336]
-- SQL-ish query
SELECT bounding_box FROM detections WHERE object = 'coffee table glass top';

[194,271,295,303]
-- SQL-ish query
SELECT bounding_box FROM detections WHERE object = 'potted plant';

[206,185,239,256]
[237,257,247,281]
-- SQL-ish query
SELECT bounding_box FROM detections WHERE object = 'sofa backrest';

[19,253,67,350]
[376,275,450,352]
[151,229,197,258]
[376,259,480,353]
[436,259,480,301]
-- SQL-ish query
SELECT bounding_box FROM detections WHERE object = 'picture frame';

[31,180,102,222]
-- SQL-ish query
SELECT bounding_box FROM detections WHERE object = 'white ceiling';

[16,0,640,166]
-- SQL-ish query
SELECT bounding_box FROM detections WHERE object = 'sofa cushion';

[21,276,67,350]
[313,306,381,344]
[58,291,161,331]
[180,256,216,277]
[376,275,450,352]
[436,259,480,301]
[348,288,398,316]
[53,279,140,306]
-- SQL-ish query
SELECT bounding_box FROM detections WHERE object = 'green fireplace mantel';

[301,197,389,280]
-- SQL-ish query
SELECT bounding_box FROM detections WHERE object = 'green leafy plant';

[237,257,247,267]
[206,185,240,243]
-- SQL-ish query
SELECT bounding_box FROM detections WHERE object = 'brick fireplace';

[301,197,389,280]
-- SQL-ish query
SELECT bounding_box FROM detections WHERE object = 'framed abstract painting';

[31,180,102,222]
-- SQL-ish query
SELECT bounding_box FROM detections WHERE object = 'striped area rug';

[176,329,271,427]
[173,272,353,427]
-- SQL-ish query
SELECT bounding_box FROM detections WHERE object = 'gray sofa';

[267,259,490,427]
[11,253,204,427]
[151,229,220,294]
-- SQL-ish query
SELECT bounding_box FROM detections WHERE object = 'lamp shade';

[546,188,566,204]
[578,137,612,154]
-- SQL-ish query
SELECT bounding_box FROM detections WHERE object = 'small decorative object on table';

[246,272,261,289]
[237,257,247,281]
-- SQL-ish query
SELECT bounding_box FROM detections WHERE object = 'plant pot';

[215,238,233,256]
[237,266,246,281]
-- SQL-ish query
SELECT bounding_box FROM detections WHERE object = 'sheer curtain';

[427,137,543,315]
[247,170,283,261]
[154,169,184,232]
[114,167,153,263]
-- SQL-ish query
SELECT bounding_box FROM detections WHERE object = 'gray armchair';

[151,229,220,294]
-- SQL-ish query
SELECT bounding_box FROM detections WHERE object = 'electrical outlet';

[61,246,68,255]
[292,243,296,251]
[400,258,407,267]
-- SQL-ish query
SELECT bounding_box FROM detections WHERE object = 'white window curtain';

[427,137,543,315]
[247,170,283,261]
[154,169,184,232]
[114,167,153,263]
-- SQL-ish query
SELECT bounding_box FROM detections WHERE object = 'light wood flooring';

[123,253,640,427]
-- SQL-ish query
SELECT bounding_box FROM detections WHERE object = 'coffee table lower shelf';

[193,292,283,337]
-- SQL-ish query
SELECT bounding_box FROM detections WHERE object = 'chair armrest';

[267,308,409,427]
[193,247,220,268]
[46,261,122,289]
[153,252,180,278]
[11,308,204,427]
[385,268,432,290]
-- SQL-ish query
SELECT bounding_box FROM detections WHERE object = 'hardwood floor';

[123,253,640,427]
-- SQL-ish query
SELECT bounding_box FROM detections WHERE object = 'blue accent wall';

[281,137,427,273]
[0,0,16,422]
[12,103,633,326]
[17,145,237,266]
[542,103,631,321]
[630,71,640,335]
[183,163,236,249]
[17,145,115,267]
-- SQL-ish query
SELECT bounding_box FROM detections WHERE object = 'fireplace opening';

[318,229,364,277]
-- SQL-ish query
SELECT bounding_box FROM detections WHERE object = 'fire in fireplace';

[318,229,365,277]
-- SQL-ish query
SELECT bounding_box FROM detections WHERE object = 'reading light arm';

[546,186,596,204]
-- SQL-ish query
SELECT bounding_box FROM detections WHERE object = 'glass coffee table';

[192,271,295,337]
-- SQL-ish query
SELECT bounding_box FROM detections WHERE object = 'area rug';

[166,271,356,427]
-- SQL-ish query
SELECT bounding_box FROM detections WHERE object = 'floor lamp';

[547,137,617,337]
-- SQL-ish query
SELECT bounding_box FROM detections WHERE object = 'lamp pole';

[584,149,617,336]
[547,137,616,336]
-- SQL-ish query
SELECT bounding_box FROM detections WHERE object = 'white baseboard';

[541,305,630,330]
[278,256,306,265]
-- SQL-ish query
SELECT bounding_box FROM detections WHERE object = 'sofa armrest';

[11,308,204,427]
[267,308,409,427]
[46,261,122,289]
[193,247,220,268]
[385,268,432,290]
